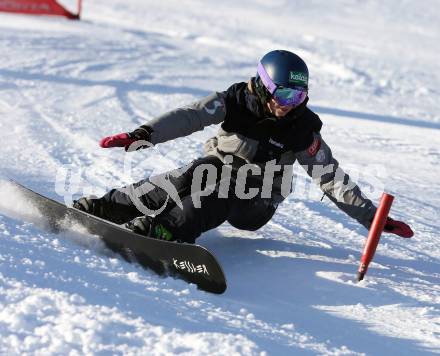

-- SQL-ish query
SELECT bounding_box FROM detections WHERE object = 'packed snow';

[1,0,439,354]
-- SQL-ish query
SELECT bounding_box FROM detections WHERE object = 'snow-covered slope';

[1,0,439,354]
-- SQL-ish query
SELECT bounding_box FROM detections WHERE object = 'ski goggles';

[257,62,308,107]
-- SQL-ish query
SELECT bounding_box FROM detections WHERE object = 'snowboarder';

[74,50,413,242]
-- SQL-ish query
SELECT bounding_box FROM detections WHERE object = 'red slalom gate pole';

[77,0,82,18]
[357,193,394,281]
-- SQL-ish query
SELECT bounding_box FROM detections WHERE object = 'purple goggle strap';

[257,62,277,94]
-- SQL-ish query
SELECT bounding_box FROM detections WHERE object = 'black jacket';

[221,81,323,162]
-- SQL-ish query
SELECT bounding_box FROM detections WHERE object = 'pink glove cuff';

[99,133,137,148]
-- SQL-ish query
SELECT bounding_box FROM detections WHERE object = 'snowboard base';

[7,180,227,294]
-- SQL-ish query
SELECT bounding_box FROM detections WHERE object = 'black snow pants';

[100,156,277,243]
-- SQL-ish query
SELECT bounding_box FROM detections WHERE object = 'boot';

[73,196,125,224]
[125,216,153,236]
[73,197,103,216]
[125,216,174,241]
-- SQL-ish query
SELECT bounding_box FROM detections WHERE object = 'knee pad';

[227,199,276,231]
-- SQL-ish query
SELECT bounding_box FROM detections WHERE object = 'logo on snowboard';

[173,258,209,275]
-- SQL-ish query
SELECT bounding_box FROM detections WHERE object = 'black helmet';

[254,50,309,105]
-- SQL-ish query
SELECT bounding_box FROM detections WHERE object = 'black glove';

[129,125,152,141]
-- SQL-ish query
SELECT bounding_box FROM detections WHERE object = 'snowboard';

[8,180,227,294]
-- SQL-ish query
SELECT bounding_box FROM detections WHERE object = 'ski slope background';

[0,0,439,354]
